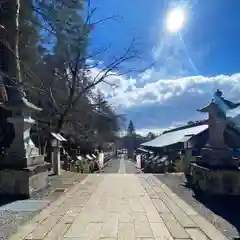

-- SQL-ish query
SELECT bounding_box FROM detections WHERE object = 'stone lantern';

[0,89,50,197]
[188,90,240,195]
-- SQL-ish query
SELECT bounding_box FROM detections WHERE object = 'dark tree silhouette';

[127,120,135,136]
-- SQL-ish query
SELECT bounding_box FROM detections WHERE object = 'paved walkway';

[118,155,126,173]
[10,174,228,240]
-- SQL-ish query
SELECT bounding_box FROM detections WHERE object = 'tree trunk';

[15,0,22,84]
[0,0,22,91]
[57,116,65,133]
[0,0,21,149]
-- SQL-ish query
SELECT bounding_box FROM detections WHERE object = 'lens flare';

[166,8,185,33]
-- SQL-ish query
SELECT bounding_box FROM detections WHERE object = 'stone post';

[50,133,67,175]
[52,147,61,175]
[99,151,104,169]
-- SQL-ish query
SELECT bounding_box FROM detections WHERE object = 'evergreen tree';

[127,120,135,136]
[187,121,195,125]
[0,0,126,151]
[126,120,136,158]
[147,132,156,140]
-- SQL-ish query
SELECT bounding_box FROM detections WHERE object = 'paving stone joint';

[9,170,228,240]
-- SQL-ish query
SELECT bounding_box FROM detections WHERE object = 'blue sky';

[87,0,240,135]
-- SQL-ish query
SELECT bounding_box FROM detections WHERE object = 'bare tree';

[0,0,151,143]
[23,0,148,133]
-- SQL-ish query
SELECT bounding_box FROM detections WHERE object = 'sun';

[166,8,185,33]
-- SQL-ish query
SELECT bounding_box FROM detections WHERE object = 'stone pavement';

[118,155,126,173]
[9,173,228,240]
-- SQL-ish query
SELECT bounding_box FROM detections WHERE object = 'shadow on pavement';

[194,192,240,238]
[103,158,120,173]
[181,180,240,238]
[156,173,240,238]
[0,195,27,207]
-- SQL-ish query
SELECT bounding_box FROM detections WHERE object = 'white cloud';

[119,128,165,137]
[136,128,165,136]
[88,66,240,132]
[94,69,240,109]
[136,120,188,136]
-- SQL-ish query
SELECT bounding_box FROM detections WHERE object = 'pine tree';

[126,120,136,158]
[31,0,91,131]
[147,132,156,140]
[0,0,123,151]
[0,0,23,149]
[18,0,45,104]
[127,120,135,136]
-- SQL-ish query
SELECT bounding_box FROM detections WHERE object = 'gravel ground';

[155,173,240,239]
[0,170,87,240]
[32,171,87,201]
[0,211,37,240]
[0,156,113,239]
